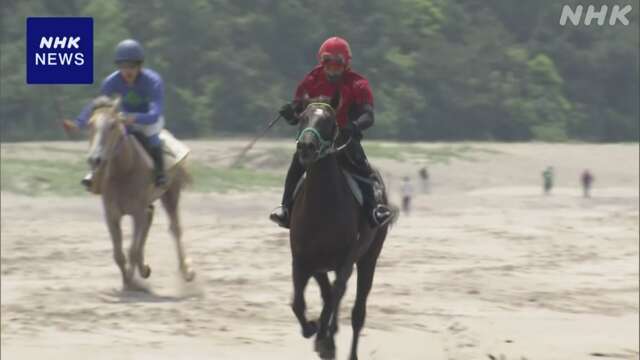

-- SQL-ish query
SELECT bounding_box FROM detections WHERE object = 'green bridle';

[296,103,339,159]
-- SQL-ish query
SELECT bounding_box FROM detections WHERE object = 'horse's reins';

[296,102,352,158]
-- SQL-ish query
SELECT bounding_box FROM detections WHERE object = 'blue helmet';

[114,39,144,63]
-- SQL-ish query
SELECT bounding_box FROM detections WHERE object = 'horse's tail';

[175,161,194,188]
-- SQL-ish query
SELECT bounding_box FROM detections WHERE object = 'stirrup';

[269,205,290,228]
[371,204,393,227]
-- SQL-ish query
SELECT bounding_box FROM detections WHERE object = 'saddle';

[292,163,388,209]
[292,169,365,206]
[89,130,190,195]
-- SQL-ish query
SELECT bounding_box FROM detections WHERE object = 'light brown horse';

[86,96,194,288]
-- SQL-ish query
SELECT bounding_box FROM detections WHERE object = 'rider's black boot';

[270,153,305,228]
[149,144,167,187]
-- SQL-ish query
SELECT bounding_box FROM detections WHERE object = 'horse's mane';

[87,96,121,128]
[301,96,337,117]
[91,96,118,111]
[305,96,332,105]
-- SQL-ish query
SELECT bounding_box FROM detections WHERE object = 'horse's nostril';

[297,142,307,150]
[89,156,101,167]
[303,143,316,153]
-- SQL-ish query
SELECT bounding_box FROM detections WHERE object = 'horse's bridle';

[296,102,352,159]
[88,109,127,169]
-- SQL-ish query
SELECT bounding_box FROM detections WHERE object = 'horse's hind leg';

[161,182,195,281]
[105,214,128,286]
[348,230,386,360]
[292,262,317,339]
[128,209,147,281]
[135,205,154,279]
[346,258,376,360]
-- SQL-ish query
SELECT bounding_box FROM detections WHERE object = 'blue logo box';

[26,17,93,84]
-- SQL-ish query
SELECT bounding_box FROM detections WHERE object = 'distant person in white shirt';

[401,176,414,214]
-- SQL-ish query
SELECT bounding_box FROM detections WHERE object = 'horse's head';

[86,96,125,170]
[296,92,341,166]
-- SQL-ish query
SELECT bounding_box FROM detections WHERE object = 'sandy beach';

[1,141,638,360]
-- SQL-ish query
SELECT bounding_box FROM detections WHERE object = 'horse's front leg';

[104,209,127,286]
[314,272,334,334]
[315,262,354,360]
[291,261,317,339]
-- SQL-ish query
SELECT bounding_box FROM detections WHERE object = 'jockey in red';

[270,36,393,228]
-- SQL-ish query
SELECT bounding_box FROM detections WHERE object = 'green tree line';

[1,0,638,142]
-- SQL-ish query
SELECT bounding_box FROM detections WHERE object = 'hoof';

[314,337,335,360]
[302,320,318,338]
[123,279,147,292]
[330,320,338,335]
[182,267,196,282]
[124,268,135,283]
[140,264,151,278]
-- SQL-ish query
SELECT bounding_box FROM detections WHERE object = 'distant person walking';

[419,166,430,193]
[401,176,414,214]
[581,169,594,198]
[542,166,554,195]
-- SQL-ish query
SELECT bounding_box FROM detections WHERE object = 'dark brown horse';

[289,94,396,360]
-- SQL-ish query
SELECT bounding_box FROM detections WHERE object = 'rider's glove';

[279,103,298,125]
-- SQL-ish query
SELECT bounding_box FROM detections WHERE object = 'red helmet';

[317,36,352,68]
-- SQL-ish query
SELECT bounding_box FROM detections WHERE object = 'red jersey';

[294,66,374,128]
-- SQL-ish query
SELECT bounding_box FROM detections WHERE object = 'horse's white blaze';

[88,115,107,160]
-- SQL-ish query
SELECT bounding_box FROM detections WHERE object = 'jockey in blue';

[64,39,167,188]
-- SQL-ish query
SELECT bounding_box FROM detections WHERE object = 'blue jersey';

[75,68,164,127]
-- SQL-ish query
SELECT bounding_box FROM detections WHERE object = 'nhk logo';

[559,4,633,26]
[26,17,93,84]
[36,36,85,66]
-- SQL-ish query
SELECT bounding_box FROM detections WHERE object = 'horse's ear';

[111,96,122,114]
[330,91,341,110]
